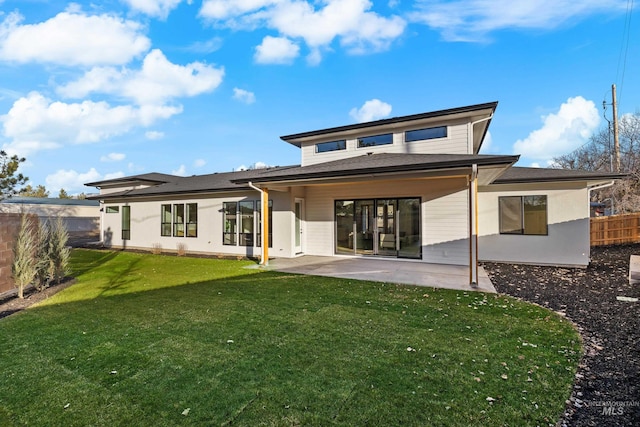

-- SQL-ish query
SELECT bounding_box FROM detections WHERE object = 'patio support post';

[469,164,479,286]
[262,187,269,265]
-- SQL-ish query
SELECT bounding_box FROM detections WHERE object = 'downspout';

[467,114,493,154]
[248,181,268,266]
[466,114,492,286]
[468,164,479,286]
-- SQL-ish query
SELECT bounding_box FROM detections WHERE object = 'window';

[239,201,254,246]
[405,126,447,142]
[161,203,198,237]
[186,203,198,237]
[316,140,346,153]
[357,133,393,148]
[499,195,548,235]
[223,200,273,247]
[161,205,172,236]
[256,200,273,248]
[106,206,119,213]
[223,202,237,245]
[122,206,131,240]
[173,204,185,237]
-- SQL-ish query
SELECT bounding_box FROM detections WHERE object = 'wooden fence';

[590,212,640,246]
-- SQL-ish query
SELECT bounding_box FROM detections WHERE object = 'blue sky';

[0,0,637,194]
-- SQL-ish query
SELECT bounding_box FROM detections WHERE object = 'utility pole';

[612,84,621,173]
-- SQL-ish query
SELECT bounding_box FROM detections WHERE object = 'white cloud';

[254,36,300,64]
[46,167,102,193]
[0,10,150,66]
[411,0,628,42]
[145,130,165,140]
[172,164,187,176]
[478,130,493,153]
[233,87,256,104]
[513,96,601,161]
[202,0,406,63]
[194,159,206,167]
[1,91,182,156]
[349,99,392,123]
[123,0,184,19]
[101,152,126,162]
[58,49,224,106]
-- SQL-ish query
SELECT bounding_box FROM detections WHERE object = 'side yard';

[484,243,640,427]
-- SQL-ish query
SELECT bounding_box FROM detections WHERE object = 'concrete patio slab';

[260,256,496,293]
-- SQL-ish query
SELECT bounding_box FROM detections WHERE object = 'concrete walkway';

[264,256,496,293]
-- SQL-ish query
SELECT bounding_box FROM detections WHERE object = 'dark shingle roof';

[493,167,626,184]
[85,173,181,187]
[231,153,519,184]
[1,197,99,206]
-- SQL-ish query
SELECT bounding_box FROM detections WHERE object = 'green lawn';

[0,250,581,426]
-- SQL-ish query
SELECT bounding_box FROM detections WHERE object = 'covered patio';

[264,256,496,293]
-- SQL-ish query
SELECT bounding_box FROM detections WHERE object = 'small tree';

[58,188,71,199]
[20,184,50,198]
[48,216,70,284]
[12,214,37,298]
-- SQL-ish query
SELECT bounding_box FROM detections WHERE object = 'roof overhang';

[280,102,498,151]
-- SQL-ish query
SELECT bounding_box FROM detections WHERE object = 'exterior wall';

[300,119,471,166]
[303,176,470,265]
[0,202,100,240]
[478,183,591,267]
[99,191,295,258]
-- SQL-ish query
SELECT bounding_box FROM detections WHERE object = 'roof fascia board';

[232,155,519,184]
[281,102,498,147]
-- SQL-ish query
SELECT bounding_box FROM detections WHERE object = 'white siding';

[303,177,470,265]
[301,121,471,166]
[100,191,294,257]
[478,184,591,267]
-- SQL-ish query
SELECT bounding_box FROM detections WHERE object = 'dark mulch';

[0,279,75,320]
[483,244,640,427]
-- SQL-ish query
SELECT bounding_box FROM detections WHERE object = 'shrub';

[176,243,187,256]
[34,219,51,291]
[12,214,37,299]
[48,216,70,285]
[151,243,162,255]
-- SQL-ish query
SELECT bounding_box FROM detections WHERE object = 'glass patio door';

[335,198,421,259]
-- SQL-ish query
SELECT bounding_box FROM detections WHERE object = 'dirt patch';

[0,279,75,320]
[483,243,640,427]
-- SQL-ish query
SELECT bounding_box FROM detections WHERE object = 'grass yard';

[0,250,581,426]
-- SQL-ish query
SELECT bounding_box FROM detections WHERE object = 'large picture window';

[160,203,198,238]
[499,195,548,235]
[223,200,273,247]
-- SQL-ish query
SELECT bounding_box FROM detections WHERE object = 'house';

[86,102,623,284]
[0,196,100,243]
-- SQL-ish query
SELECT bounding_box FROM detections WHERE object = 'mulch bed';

[1,246,638,426]
[483,243,640,427]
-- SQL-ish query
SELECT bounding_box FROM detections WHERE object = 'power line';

[616,0,635,108]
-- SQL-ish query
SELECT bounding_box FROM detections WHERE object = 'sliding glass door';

[335,198,421,259]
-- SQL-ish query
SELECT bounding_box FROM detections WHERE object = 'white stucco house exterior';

[86,102,622,284]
